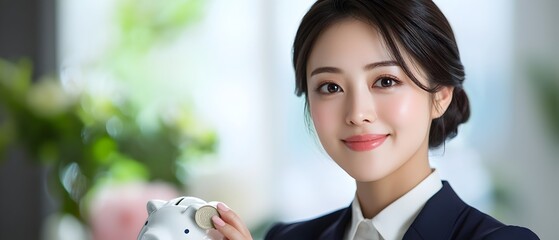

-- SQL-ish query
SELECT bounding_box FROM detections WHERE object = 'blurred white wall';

[505,1,559,239]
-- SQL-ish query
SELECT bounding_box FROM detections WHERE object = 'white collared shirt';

[345,169,443,240]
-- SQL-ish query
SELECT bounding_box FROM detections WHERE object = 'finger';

[216,203,251,237]
[212,215,246,240]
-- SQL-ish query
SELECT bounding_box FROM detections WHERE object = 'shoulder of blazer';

[404,181,540,240]
[481,225,539,240]
[264,206,351,240]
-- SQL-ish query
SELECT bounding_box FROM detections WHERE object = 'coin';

[195,205,220,230]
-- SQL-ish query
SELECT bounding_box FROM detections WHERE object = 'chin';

[335,154,396,183]
[345,168,393,183]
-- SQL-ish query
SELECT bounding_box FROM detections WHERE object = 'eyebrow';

[309,60,398,77]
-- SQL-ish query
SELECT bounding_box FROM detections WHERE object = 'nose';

[345,89,376,126]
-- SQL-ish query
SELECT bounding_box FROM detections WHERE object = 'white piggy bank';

[137,196,224,240]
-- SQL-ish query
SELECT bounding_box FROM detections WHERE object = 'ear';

[431,86,454,119]
[147,200,166,215]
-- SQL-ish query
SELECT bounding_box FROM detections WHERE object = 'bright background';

[0,0,558,239]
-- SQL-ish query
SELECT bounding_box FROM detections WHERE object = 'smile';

[342,134,388,152]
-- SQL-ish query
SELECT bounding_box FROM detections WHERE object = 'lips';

[342,134,388,151]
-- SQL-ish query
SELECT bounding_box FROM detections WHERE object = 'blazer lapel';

[319,203,352,240]
[403,181,468,240]
[316,181,467,240]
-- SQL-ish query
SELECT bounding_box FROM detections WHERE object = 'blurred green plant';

[529,62,559,143]
[0,0,214,223]
[117,0,205,52]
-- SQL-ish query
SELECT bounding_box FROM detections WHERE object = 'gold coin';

[195,205,219,230]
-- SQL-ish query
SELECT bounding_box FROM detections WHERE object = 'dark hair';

[293,0,470,148]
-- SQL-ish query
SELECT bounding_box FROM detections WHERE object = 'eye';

[184,229,190,234]
[317,82,342,94]
[373,76,400,88]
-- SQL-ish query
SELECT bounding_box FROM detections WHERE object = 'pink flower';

[88,182,179,240]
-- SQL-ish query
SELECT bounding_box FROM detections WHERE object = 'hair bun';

[429,87,470,148]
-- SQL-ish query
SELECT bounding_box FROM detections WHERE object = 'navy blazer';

[265,181,539,240]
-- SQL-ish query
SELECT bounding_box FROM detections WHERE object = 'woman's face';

[307,19,442,182]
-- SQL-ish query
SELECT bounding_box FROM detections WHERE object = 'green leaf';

[107,153,150,182]
[93,137,117,165]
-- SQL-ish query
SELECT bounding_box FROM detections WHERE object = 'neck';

[355,146,431,219]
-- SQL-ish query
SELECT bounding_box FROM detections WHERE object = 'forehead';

[307,19,392,72]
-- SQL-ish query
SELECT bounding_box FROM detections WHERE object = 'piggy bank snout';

[141,231,171,240]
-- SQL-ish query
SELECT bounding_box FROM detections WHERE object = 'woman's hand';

[212,202,253,240]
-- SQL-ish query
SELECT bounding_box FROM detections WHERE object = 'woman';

[211,0,539,239]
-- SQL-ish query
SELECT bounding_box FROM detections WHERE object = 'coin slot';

[175,197,185,205]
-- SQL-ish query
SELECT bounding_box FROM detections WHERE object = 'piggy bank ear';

[147,200,166,215]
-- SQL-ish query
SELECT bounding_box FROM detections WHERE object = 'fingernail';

[217,202,230,212]
[212,215,225,227]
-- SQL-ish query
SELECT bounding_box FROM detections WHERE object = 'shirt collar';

[345,169,443,240]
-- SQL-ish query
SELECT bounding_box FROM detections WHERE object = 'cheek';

[377,90,431,129]
[309,99,338,136]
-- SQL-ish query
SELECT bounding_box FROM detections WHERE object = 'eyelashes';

[314,75,402,94]
[373,75,401,88]
[316,82,342,94]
